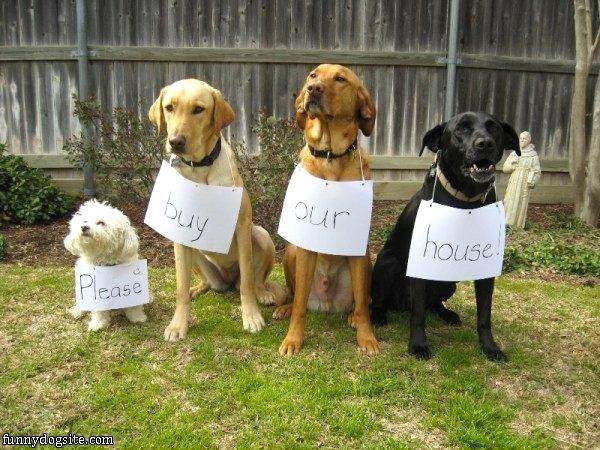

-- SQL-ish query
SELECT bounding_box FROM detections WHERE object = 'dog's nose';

[169,135,186,152]
[307,83,324,97]
[474,137,495,151]
[81,225,90,232]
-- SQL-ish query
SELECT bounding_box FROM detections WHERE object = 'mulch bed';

[0,201,173,268]
[3,200,409,267]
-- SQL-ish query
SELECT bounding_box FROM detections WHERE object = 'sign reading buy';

[144,161,243,254]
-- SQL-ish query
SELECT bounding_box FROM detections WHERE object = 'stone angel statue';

[502,131,541,229]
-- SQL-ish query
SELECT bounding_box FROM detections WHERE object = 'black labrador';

[370,111,520,360]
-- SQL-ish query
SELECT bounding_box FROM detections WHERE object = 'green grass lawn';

[1,265,598,448]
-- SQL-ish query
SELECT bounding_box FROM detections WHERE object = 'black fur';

[370,112,519,361]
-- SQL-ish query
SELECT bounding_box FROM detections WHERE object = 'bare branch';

[590,0,600,63]
[586,0,593,50]
[590,29,600,64]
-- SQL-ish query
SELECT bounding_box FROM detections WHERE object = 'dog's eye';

[192,106,204,115]
[335,76,346,82]
[96,220,106,226]
[486,121,499,132]
[165,104,174,112]
[456,122,470,133]
[309,73,316,79]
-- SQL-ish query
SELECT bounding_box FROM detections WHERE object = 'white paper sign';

[75,259,150,312]
[277,165,373,256]
[406,200,506,281]
[144,161,243,254]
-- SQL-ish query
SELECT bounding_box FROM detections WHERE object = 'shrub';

[0,234,6,260]
[504,235,600,276]
[62,97,164,204]
[235,113,303,249]
[0,144,74,225]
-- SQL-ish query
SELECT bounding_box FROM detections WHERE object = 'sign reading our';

[406,201,506,281]
[144,161,243,254]
[75,259,150,312]
[277,165,373,256]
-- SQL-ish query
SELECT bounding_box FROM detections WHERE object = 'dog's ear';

[420,123,447,156]
[357,85,376,137]
[295,88,308,130]
[148,87,166,134]
[212,89,235,133]
[120,226,139,261]
[501,122,520,156]
[63,232,80,257]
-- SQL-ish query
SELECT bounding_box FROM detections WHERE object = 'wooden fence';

[1,0,597,202]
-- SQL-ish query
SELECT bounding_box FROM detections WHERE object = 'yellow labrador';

[149,79,285,341]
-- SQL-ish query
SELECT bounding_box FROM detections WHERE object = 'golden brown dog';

[276,64,380,355]
[148,79,285,341]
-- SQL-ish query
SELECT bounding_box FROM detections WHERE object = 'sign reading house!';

[406,201,506,281]
[144,161,243,254]
[75,259,150,312]
[278,165,373,256]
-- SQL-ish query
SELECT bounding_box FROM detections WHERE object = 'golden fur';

[276,64,380,355]
[148,79,285,341]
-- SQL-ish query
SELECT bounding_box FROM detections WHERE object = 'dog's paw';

[347,311,357,328]
[189,281,210,299]
[164,320,188,342]
[438,308,462,326]
[408,343,432,360]
[71,307,85,319]
[272,303,292,320]
[125,307,147,323]
[256,287,277,306]
[481,345,507,362]
[241,304,265,333]
[279,334,303,356]
[357,333,380,355]
[87,317,110,331]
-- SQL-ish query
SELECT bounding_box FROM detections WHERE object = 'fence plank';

[0,45,75,60]
[53,177,573,204]
[370,156,570,173]
[374,181,573,203]
[19,154,73,168]
[17,154,570,173]
[1,46,598,75]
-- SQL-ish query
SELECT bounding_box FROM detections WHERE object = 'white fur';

[64,200,147,331]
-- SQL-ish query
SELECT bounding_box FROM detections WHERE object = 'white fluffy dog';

[64,200,147,331]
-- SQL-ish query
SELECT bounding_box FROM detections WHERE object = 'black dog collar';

[308,141,357,162]
[176,139,222,168]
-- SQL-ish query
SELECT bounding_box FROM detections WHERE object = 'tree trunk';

[580,72,600,226]
[570,0,591,215]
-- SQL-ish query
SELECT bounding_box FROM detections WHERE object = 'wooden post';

[76,0,95,198]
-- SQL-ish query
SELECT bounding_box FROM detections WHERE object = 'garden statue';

[503,131,541,229]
